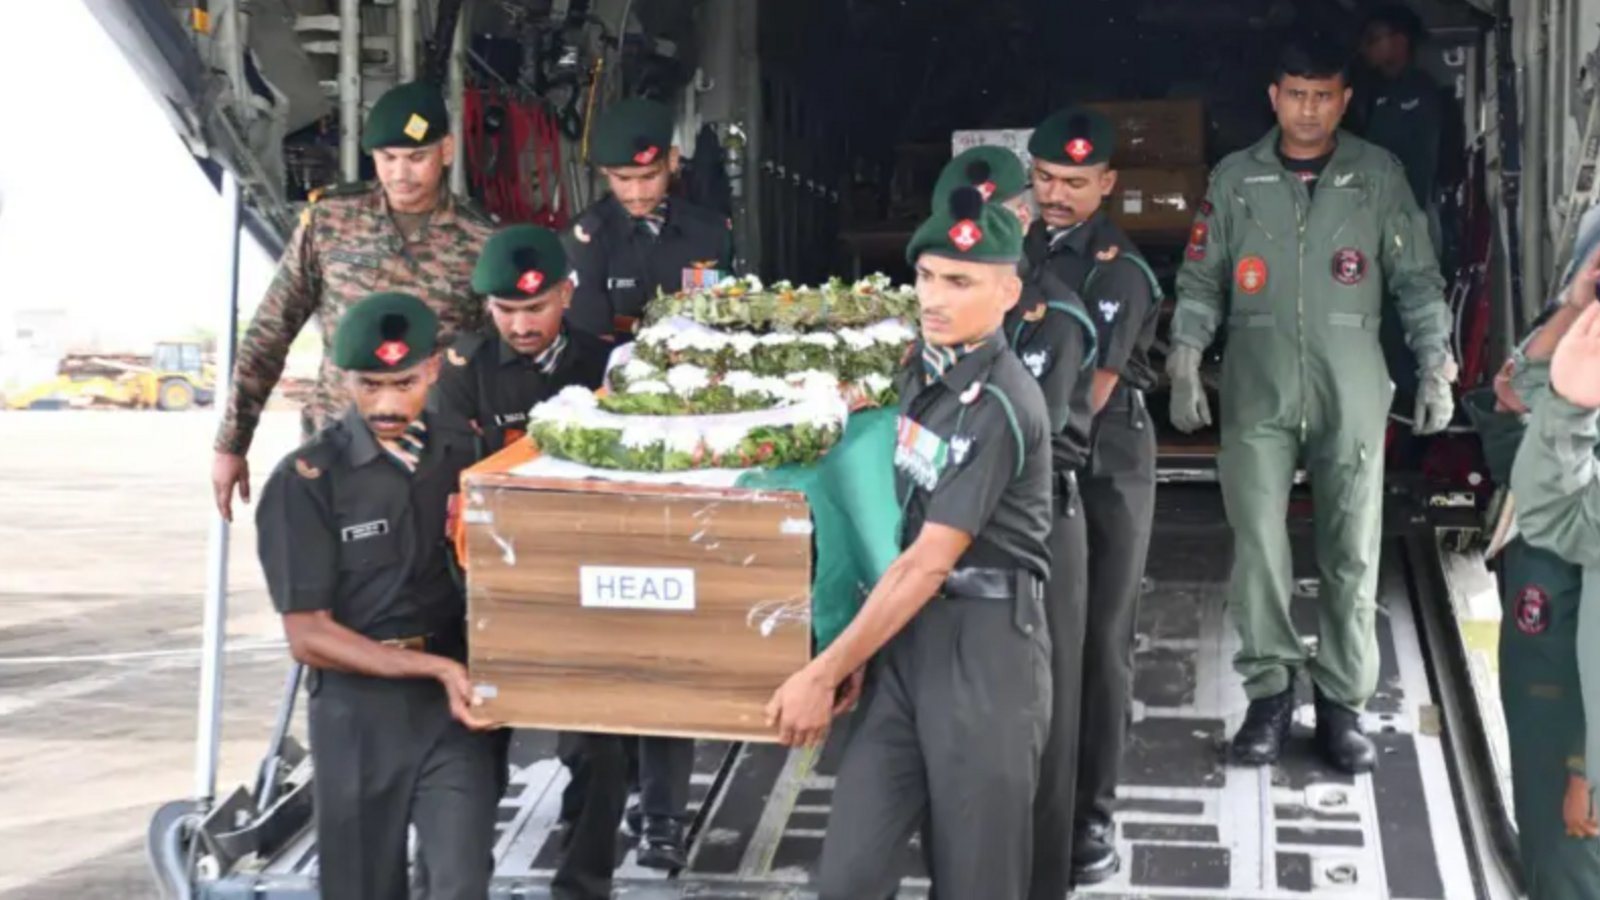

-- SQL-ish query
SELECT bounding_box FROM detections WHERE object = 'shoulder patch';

[1023,303,1047,322]
[316,181,376,202]
[1095,245,1120,262]
[959,380,983,405]
[447,346,470,367]
[295,457,322,479]
[445,333,486,365]
[573,222,593,244]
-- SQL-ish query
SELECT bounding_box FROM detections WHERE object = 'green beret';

[1029,107,1116,167]
[361,81,449,152]
[589,98,674,168]
[906,186,1024,266]
[332,292,439,371]
[933,147,1028,207]
[472,225,570,299]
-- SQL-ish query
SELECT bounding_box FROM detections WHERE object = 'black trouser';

[636,737,695,821]
[1076,386,1156,836]
[559,736,677,824]
[817,581,1052,900]
[307,669,499,900]
[1030,476,1090,898]
[551,732,631,900]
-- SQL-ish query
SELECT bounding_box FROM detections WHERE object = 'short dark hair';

[1275,41,1352,84]
[1364,3,1427,46]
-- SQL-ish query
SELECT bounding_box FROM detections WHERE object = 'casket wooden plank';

[461,471,814,742]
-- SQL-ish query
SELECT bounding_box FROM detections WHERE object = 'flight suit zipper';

[1296,205,1308,444]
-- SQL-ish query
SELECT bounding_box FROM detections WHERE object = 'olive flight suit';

[563,195,733,343]
[1006,264,1099,900]
[1172,129,1451,712]
[255,409,499,900]
[1464,383,1600,900]
[1511,363,1600,809]
[817,337,1055,900]
[428,328,619,899]
[1029,211,1160,867]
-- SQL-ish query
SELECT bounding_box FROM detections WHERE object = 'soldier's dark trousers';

[307,670,498,900]
[638,736,695,820]
[1076,386,1156,834]
[551,733,631,900]
[817,581,1052,900]
[1030,482,1090,899]
[1498,541,1600,900]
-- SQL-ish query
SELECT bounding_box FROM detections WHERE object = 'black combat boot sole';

[1072,847,1122,886]
[636,842,688,871]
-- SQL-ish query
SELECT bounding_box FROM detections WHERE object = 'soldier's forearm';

[214,327,297,454]
[1396,300,1453,371]
[284,612,448,681]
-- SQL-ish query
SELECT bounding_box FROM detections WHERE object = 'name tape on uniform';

[580,565,697,611]
[342,519,390,542]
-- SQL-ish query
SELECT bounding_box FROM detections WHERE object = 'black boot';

[1230,687,1296,766]
[1313,688,1377,774]
[636,815,688,870]
[1071,816,1121,886]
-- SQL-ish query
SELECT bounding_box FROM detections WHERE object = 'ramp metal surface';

[245,489,1482,899]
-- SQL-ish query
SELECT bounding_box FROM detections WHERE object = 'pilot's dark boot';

[1313,688,1378,774]
[1230,687,1296,766]
[1071,816,1122,886]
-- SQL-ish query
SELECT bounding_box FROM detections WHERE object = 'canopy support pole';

[448,0,469,196]
[194,169,244,810]
[339,0,362,182]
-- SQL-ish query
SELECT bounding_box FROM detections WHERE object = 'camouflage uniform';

[215,183,496,455]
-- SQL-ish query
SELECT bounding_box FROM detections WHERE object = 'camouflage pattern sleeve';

[215,210,323,455]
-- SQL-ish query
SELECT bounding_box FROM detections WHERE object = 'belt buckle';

[383,636,427,652]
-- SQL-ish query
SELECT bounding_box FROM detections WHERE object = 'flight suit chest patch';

[1514,585,1550,635]
[1331,248,1368,285]
[342,519,391,542]
[1236,257,1268,294]
[1243,174,1281,185]
[894,415,948,492]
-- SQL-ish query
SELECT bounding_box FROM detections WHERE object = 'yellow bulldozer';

[2,340,217,411]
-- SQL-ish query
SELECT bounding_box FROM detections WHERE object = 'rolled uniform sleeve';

[217,213,322,455]
[563,218,613,338]
[923,398,1025,538]
[1172,177,1233,352]
[255,457,339,615]
[1510,393,1600,569]
[1377,163,1451,371]
[1089,262,1153,375]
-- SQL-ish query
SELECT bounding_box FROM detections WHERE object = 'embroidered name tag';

[894,415,948,492]
[1243,174,1281,185]
[607,277,639,290]
[494,411,528,426]
[341,520,390,542]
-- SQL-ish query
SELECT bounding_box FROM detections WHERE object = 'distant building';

[0,307,70,390]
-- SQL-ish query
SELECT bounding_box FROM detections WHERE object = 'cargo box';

[457,442,815,742]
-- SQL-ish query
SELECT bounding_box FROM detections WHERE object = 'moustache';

[367,415,408,427]
[510,331,544,342]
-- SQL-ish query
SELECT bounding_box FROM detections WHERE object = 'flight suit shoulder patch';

[1514,584,1550,635]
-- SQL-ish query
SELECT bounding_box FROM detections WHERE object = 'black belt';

[1108,383,1147,412]
[942,567,1042,602]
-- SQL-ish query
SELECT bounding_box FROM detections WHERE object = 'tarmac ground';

[0,410,303,899]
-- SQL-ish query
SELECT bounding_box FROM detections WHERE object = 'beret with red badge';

[471,224,570,299]
[331,292,438,372]
[1029,106,1116,167]
[932,146,1029,208]
[589,98,675,168]
[906,185,1024,266]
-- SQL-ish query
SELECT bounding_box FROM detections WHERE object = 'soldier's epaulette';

[444,332,487,368]
[454,196,499,227]
[312,181,377,203]
[672,197,729,229]
[284,430,342,482]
